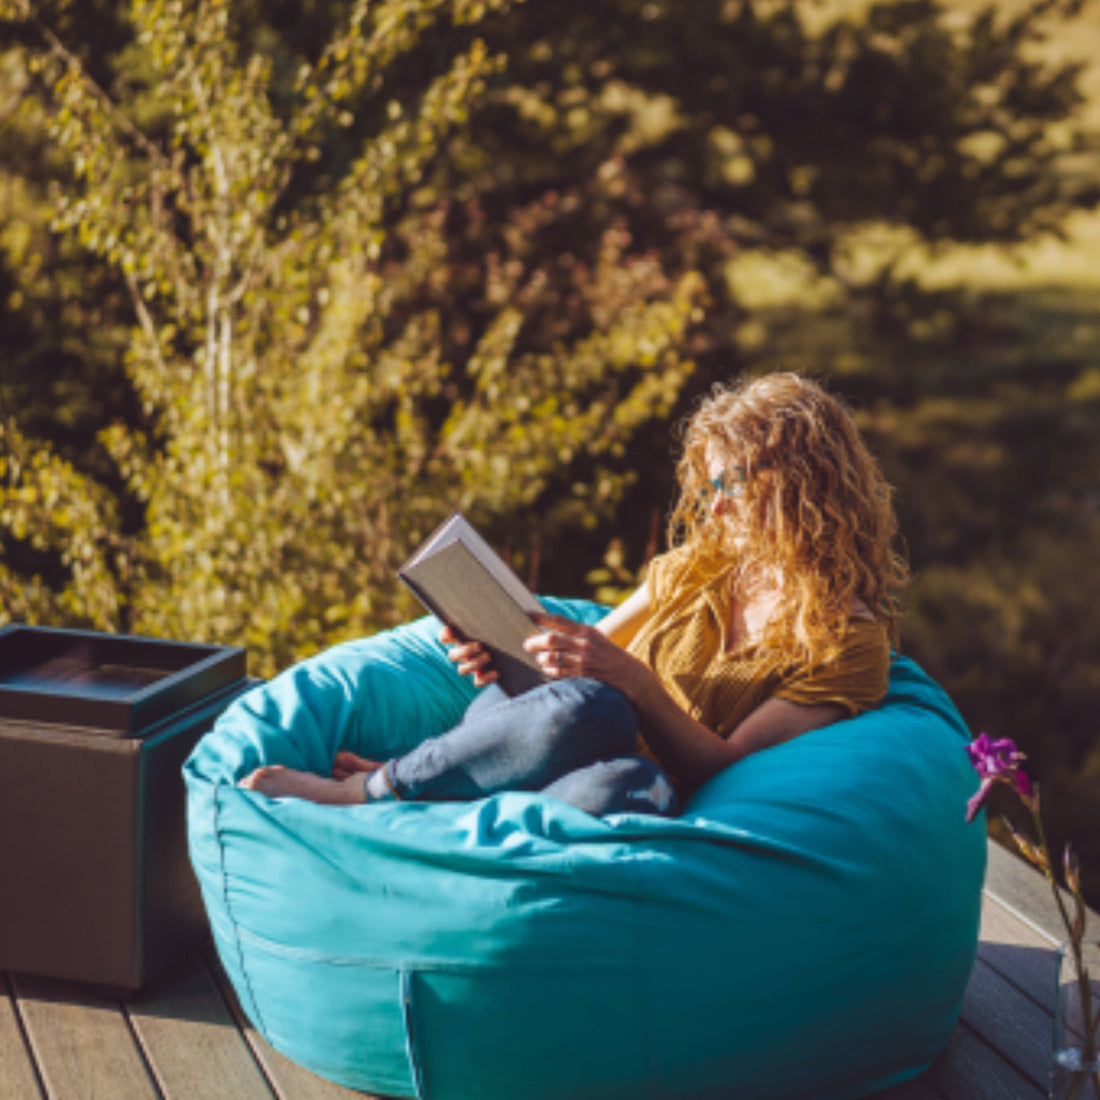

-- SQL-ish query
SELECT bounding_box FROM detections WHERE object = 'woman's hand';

[440,624,500,687]
[523,613,657,701]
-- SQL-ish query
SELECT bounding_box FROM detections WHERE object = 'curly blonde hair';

[668,372,908,662]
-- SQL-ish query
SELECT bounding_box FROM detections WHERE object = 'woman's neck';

[726,565,783,652]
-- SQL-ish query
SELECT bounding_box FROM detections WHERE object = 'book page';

[404,512,465,568]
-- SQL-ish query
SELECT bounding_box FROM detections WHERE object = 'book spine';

[397,573,469,642]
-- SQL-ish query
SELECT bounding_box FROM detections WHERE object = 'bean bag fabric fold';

[185,597,984,1099]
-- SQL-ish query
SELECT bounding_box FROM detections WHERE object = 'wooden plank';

[979,891,1062,1019]
[11,973,159,1100]
[242,1034,367,1100]
[957,955,1054,1089]
[126,953,274,1100]
[984,839,1097,947]
[980,839,1095,1041]
[0,973,43,1100]
[924,1022,1045,1100]
[202,946,366,1100]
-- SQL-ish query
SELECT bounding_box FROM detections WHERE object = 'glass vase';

[1052,942,1100,1100]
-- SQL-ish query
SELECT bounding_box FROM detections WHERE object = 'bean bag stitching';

[212,780,267,1033]
[258,997,417,1098]
[632,853,659,1100]
[400,970,428,1100]
[229,919,651,974]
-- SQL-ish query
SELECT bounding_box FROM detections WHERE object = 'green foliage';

[0,417,122,626]
[0,0,702,674]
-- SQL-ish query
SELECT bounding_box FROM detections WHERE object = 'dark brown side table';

[0,624,253,992]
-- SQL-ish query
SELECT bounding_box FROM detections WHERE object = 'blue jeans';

[384,679,679,816]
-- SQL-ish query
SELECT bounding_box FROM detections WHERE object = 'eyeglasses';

[707,466,746,498]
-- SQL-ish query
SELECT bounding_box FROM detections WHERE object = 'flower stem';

[1033,806,1097,1064]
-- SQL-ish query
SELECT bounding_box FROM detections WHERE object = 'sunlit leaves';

[1,0,708,677]
[0,419,121,629]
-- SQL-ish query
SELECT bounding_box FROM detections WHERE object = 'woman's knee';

[541,678,638,759]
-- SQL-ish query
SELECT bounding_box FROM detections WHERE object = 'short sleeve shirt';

[626,546,891,740]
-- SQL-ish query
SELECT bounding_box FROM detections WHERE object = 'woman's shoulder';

[643,545,687,604]
[647,542,731,607]
[773,615,891,715]
[834,615,892,670]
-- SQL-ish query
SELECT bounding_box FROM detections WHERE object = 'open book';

[398,513,547,696]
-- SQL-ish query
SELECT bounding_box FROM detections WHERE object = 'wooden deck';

[0,840,1073,1099]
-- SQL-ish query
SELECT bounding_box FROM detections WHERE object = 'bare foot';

[239,765,368,804]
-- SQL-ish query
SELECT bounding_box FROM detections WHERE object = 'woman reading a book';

[243,372,906,816]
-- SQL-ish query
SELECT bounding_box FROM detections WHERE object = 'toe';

[240,765,282,791]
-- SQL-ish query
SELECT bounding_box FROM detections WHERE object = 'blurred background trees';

[2,0,1100,885]
[0,0,699,669]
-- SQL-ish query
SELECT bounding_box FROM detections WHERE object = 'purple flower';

[964,733,1034,822]
[965,733,1025,778]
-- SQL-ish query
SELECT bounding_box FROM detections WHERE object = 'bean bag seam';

[633,857,660,1099]
[400,970,428,1100]
[231,919,647,973]
[212,780,267,1034]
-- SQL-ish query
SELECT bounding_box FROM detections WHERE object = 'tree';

[0,0,700,673]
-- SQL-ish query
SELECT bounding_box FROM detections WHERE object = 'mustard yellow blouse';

[626,546,891,741]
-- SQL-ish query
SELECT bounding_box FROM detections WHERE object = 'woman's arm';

[524,613,846,789]
[633,684,846,788]
[595,582,651,646]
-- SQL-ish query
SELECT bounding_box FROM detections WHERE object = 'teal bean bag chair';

[185,597,985,1100]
